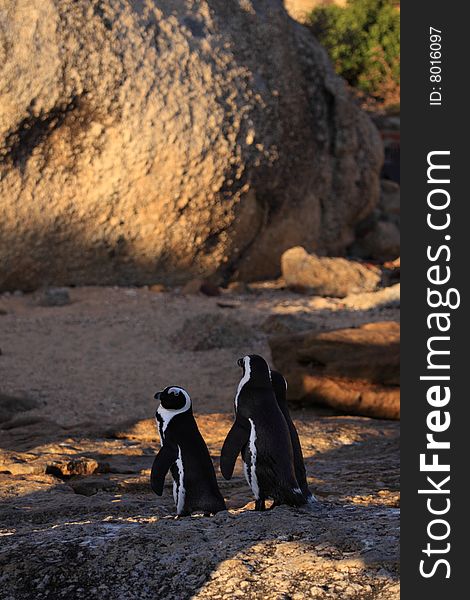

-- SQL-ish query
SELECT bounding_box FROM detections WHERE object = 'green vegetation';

[308,0,400,105]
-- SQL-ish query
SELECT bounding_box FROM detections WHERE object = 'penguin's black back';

[237,385,305,506]
[271,370,312,502]
[164,410,226,514]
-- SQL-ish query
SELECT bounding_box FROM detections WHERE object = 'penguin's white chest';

[243,418,260,500]
[172,446,186,515]
[156,420,186,515]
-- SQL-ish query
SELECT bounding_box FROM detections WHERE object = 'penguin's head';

[154,386,191,412]
[237,354,272,388]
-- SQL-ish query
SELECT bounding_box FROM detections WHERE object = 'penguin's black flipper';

[220,417,250,480]
[150,444,178,495]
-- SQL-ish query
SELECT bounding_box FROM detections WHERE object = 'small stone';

[200,282,221,297]
[172,313,254,351]
[46,457,99,478]
[181,279,204,295]
[384,257,400,269]
[148,283,167,293]
[358,221,400,263]
[0,458,45,475]
[35,287,71,307]
[181,279,221,297]
[227,281,252,294]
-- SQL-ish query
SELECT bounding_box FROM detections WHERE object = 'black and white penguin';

[220,355,306,510]
[270,370,317,505]
[151,386,226,516]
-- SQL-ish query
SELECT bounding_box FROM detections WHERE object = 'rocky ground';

[0,284,399,599]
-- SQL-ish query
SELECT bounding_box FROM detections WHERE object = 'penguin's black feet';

[255,499,266,511]
[268,500,281,510]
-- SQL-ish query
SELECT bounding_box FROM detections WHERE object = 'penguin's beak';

[237,357,244,368]
[154,391,162,401]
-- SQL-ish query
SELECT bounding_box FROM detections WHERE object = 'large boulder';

[270,321,400,419]
[0,0,382,291]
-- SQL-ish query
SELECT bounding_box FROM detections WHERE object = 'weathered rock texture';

[270,321,400,419]
[282,246,381,297]
[0,0,382,291]
[0,414,399,599]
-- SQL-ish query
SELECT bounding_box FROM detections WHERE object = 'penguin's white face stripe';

[235,356,251,411]
[248,418,260,500]
[157,388,191,436]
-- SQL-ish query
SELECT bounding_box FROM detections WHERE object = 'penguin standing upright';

[151,386,226,516]
[271,370,317,504]
[220,355,306,510]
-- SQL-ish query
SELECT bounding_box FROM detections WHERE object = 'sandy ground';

[0,284,399,426]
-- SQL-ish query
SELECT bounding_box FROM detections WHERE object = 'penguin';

[270,370,317,504]
[220,355,306,511]
[151,386,226,516]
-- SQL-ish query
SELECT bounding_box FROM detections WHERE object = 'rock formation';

[0,414,399,599]
[0,0,382,291]
[270,321,400,419]
[281,246,381,297]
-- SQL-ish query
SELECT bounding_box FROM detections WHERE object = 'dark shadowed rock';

[379,179,400,219]
[181,279,221,297]
[352,221,400,263]
[0,393,39,424]
[0,0,382,291]
[270,321,400,419]
[350,180,400,262]
[172,313,255,351]
[366,221,400,263]
[34,287,71,307]
[226,281,252,295]
[281,247,381,297]
[260,313,318,335]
